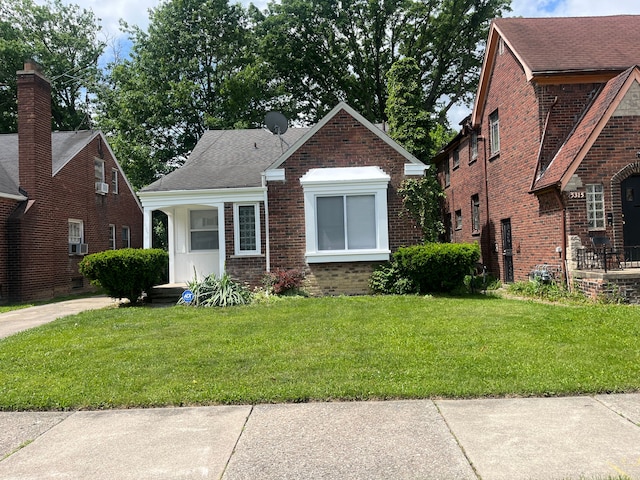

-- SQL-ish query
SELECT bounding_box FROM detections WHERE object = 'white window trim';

[112,168,119,194]
[489,111,500,156]
[301,167,390,263]
[189,209,219,252]
[69,219,84,244]
[233,203,261,256]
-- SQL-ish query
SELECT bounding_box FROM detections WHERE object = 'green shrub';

[79,248,168,304]
[393,243,481,293]
[369,262,417,295]
[178,273,252,307]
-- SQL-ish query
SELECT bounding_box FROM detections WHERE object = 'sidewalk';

[0,395,639,479]
[0,298,639,479]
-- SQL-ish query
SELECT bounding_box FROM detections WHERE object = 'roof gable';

[532,67,640,192]
[267,102,423,170]
[472,15,640,126]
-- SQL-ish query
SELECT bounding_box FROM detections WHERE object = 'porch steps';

[146,283,188,305]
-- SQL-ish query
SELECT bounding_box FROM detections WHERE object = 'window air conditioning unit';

[69,243,89,255]
[95,182,109,194]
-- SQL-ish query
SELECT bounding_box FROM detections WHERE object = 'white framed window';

[69,219,83,244]
[455,210,462,230]
[122,226,130,248]
[109,224,116,249]
[111,168,119,194]
[586,184,605,230]
[301,166,390,263]
[94,159,105,183]
[234,203,261,255]
[190,209,219,251]
[68,219,88,255]
[489,110,500,156]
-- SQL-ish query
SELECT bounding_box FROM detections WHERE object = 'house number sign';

[569,191,585,199]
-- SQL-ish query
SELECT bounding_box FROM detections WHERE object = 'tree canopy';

[1,0,510,188]
[0,0,104,132]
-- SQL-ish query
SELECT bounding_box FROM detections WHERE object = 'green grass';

[0,295,639,410]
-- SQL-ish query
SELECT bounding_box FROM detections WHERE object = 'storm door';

[501,218,514,283]
[622,175,640,259]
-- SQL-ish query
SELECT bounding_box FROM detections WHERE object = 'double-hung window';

[586,184,605,230]
[95,159,108,194]
[471,194,480,234]
[234,203,261,255]
[471,131,478,161]
[122,226,130,248]
[68,219,87,255]
[489,110,500,156]
[109,224,116,249]
[190,210,219,251]
[301,166,390,263]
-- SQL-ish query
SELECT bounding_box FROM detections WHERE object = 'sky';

[34,0,640,125]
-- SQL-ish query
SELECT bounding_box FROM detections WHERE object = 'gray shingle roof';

[141,128,310,192]
[0,130,99,198]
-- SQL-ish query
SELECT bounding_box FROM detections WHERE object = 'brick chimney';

[17,60,52,198]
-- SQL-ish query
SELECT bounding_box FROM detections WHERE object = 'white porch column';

[166,210,176,283]
[143,208,153,249]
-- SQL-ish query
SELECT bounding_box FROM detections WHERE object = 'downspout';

[261,173,271,273]
[554,187,569,287]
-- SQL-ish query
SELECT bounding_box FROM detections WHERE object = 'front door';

[501,218,514,283]
[622,175,640,261]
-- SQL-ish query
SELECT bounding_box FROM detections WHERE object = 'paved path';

[0,297,639,478]
[0,296,120,339]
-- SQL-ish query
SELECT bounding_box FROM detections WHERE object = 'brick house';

[0,61,143,303]
[435,15,640,300]
[138,102,426,295]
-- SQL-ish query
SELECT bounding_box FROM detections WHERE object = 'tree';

[96,0,292,189]
[256,0,510,124]
[0,0,104,133]
[386,57,449,242]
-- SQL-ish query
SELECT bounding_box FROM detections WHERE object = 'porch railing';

[576,246,640,272]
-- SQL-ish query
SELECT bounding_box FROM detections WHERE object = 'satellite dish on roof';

[265,111,288,135]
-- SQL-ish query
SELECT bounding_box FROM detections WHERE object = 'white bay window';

[301,166,390,263]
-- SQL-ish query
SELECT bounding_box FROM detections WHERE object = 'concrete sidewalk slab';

[222,400,476,480]
[436,396,640,480]
[596,392,640,425]
[0,411,72,459]
[0,406,251,480]
[0,296,120,339]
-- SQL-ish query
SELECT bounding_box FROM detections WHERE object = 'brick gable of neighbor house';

[3,61,143,303]
[267,108,422,295]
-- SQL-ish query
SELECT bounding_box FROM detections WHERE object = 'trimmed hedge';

[393,243,480,293]
[371,243,481,295]
[79,248,169,303]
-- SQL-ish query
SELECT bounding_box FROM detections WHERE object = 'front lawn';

[0,295,639,410]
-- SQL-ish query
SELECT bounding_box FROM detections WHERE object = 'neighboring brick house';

[138,102,427,295]
[435,15,640,300]
[0,61,143,303]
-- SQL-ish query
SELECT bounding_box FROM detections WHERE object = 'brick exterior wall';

[265,109,423,295]
[2,64,142,303]
[435,39,640,285]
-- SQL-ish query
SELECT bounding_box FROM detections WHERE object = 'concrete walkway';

[0,395,639,479]
[0,296,121,339]
[0,297,639,479]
